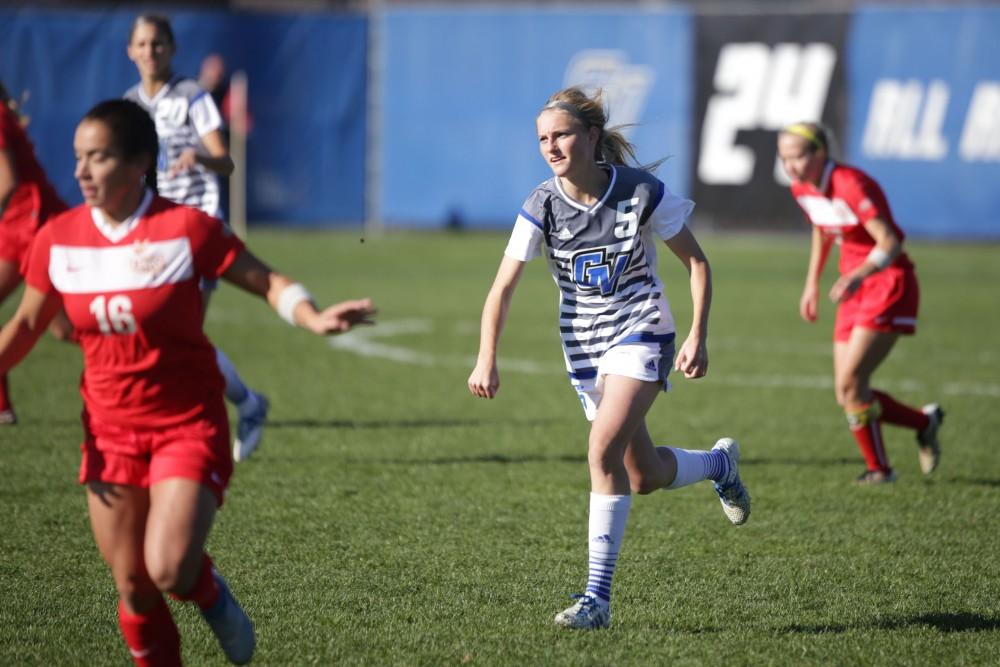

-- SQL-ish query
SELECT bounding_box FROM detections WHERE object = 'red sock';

[0,374,11,411]
[171,553,220,610]
[117,597,181,667]
[846,402,890,472]
[872,390,930,431]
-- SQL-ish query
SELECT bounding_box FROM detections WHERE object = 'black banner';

[692,12,849,230]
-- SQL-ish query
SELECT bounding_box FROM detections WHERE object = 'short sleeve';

[186,210,245,279]
[504,210,543,261]
[841,171,888,225]
[24,223,55,293]
[189,91,224,137]
[649,183,695,240]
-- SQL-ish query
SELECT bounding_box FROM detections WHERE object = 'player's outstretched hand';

[307,299,376,335]
[674,334,708,379]
[468,360,500,399]
[168,148,199,177]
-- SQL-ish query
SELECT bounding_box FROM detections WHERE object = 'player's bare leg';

[147,478,254,665]
[835,329,899,483]
[87,482,181,665]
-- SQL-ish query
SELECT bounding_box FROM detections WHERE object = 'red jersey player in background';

[0,99,376,665]
[777,122,943,485]
[0,80,68,424]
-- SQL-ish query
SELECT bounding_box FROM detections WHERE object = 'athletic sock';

[117,596,181,667]
[584,493,631,605]
[872,390,931,431]
[664,447,730,489]
[171,553,221,610]
[215,348,250,406]
[846,402,889,471]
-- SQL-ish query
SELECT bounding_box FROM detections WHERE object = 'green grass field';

[1,230,998,666]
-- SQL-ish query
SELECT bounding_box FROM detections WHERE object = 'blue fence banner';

[846,6,1000,239]
[380,7,693,228]
[0,8,366,224]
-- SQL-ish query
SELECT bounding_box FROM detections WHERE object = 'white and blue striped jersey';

[124,76,224,219]
[504,164,694,383]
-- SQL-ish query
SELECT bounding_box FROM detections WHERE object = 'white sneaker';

[233,393,269,462]
[201,573,255,665]
[554,593,610,630]
[712,438,751,525]
[916,404,944,475]
[0,409,16,425]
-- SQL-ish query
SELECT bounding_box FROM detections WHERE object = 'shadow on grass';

[780,611,1000,634]
[948,477,1000,488]
[266,417,560,430]
[742,456,858,467]
[369,452,587,466]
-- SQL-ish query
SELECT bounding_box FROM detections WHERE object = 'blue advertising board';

[380,7,693,227]
[0,9,367,224]
[846,7,1000,238]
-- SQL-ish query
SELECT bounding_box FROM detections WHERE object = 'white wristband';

[866,247,891,270]
[276,283,313,326]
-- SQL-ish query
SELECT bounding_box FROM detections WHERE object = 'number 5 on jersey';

[90,295,137,334]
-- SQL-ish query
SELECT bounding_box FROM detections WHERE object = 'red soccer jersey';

[0,104,67,233]
[790,161,912,274]
[25,193,244,428]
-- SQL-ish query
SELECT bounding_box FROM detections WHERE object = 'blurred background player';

[0,98,375,666]
[125,13,267,462]
[468,87,751,630]
[0,81,69,424]
[777,122,944,485]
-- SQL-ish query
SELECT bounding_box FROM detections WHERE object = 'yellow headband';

[783,123,824,150]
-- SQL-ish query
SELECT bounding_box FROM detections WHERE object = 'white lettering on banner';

[564,50,654,131]
[959,82,1000,161]
[699,42,836,185]
[50,238,194,294]
[862,79,949,160]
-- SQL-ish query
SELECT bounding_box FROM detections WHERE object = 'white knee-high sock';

[215,348,250,406]
[585,493,631,605]
[664,447,730,489]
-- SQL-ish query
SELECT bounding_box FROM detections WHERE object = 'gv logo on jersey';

[572,248,631,296]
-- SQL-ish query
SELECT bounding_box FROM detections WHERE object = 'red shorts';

[834,266,919,342]
[79,399,233,507]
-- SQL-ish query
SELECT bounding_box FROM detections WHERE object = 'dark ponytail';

[82,99,159,193]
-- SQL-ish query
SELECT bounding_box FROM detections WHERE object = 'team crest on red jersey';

[130,239,167,276]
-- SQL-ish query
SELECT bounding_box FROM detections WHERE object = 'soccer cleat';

[916,404,944,475]
[201,573,255,665]
[712,437,751,525]
[855,468,897,485]
[0,409,16,425]
[554,593,610,630]
[233,393,269,462]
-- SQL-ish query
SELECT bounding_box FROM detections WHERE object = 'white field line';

[328,320,1000,398]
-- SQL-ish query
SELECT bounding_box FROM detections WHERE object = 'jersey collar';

[90,189,154,243]
[554,163,617,214]
[138,74,182,106]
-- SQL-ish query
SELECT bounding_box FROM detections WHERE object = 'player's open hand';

[308,299,376,335]
[829,274,862,304]
[468,360,500,399]
[674,335,708,379]
[168,148,199,177]
[799,284,819,322]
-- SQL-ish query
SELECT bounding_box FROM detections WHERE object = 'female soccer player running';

[468,87,751,630]
[0,81,68,424]
[777,122,943,484]
[0,99,375,665]
[125,13,267,462]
